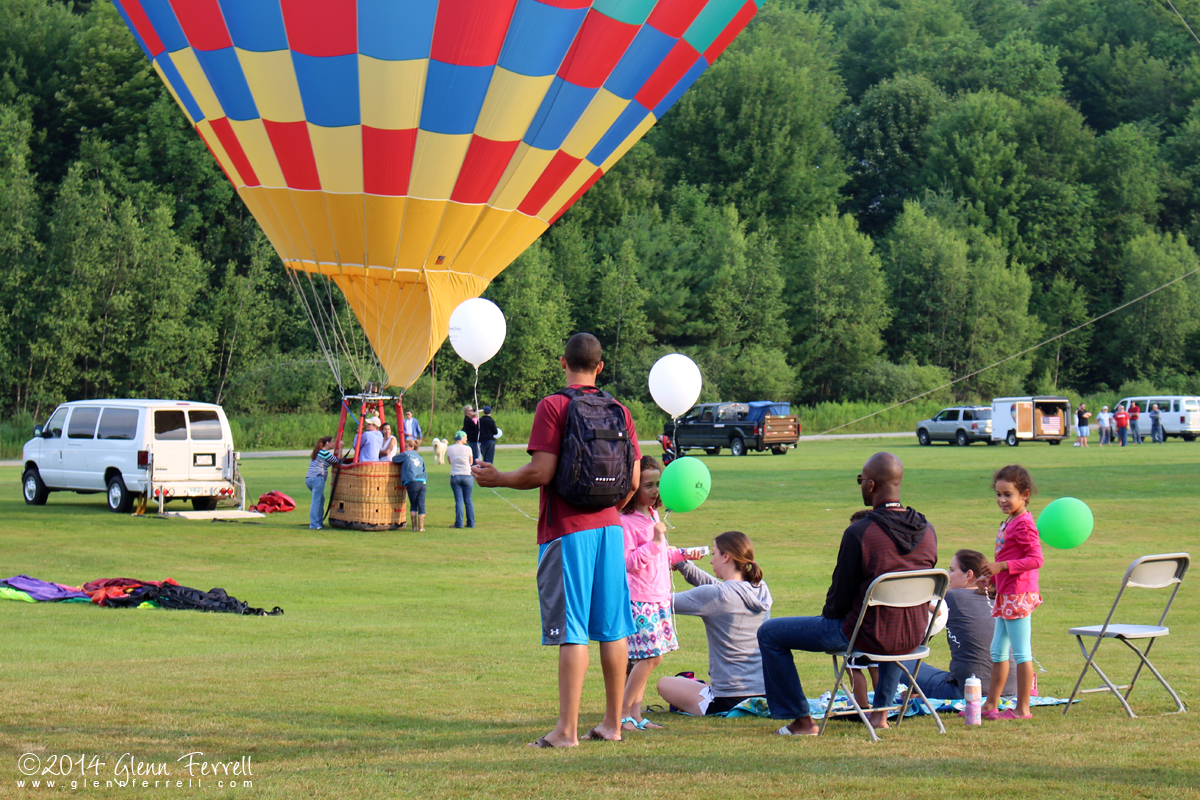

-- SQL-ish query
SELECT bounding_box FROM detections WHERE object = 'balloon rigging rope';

[816,264,1200,436]
[286,268,344,392]
[488,487,538,521]
[1164,0,1200,47]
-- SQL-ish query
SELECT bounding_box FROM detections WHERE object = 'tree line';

[1,0,1198,422]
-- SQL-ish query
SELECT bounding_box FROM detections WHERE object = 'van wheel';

[1005,431,1019,447]
[23,469,49,505]
[192,497,219,511]
[107,475,133,513]
[917,429,931,446]
[729,437,746,457]
[955,430,970,447]
[1184,434,1196,442]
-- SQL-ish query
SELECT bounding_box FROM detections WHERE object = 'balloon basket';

[328,461,408,531]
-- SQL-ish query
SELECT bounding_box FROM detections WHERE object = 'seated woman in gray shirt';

[656,531,773,715]
[902,549,1017,699]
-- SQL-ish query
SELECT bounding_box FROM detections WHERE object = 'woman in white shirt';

[446,430,475,528]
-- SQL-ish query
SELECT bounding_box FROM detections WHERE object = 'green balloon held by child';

[1037,497,1094,549]
[659,457,711,513]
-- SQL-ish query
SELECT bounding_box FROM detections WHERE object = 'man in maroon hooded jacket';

[758,452,938,734]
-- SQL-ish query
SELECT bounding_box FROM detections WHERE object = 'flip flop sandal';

[993,710,1033,720]
[775,725,818,736]
[582,727,622,742]
[528,737,558,748]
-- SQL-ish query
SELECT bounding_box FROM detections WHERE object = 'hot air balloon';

[112,0,762,391]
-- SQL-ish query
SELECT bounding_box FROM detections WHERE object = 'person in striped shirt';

[305,436,343,530]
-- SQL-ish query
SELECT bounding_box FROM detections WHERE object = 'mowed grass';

[2,438,1199,799]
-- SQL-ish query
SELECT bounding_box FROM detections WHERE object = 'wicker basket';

[328,461,407,531]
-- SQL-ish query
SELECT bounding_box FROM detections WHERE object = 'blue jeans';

[1118,427,1128,446]
[1151,421,1163,442]
[305,474,326,528]
[898,661,961,699]
[479,439,495,464]
[1130,419,1141,443]
[451,475,474,527]
[758,615,906,719]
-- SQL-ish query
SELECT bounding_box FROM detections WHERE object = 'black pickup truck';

[663,402,801,456]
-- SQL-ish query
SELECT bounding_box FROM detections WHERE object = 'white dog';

[431,438,448,465]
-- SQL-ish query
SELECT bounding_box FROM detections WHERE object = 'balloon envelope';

[113,0,762,388]
[449,298,507,367]
[1037,497,1094,549]
[659,456,710,513]
[649,353,703,417]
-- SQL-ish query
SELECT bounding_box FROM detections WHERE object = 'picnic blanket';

[668,690,1075,719]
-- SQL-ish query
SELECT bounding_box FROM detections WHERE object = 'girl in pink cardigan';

[977,464,1044,720]
[619,456,700,731]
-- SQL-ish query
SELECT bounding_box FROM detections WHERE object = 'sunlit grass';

[2,438,1199,798]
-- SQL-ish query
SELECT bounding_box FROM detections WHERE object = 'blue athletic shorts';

[537,525,635,646]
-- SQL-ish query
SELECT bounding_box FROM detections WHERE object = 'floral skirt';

[628,600,679,660]
[993,592,1043,620]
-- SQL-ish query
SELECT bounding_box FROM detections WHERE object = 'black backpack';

[553,387,634,510]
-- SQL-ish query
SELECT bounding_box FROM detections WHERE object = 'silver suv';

[916,406,995,446]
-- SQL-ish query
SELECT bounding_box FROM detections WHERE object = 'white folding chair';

[819,569,950,742]
[1064,553,1190,718]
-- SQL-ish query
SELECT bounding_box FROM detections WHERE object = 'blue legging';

[990,616,1033,664]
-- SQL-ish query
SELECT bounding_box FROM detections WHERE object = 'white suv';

[22,399,243,513]
[916,406,995,446]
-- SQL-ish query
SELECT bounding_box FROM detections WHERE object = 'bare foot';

[779,718,820,736]
[528,732,577,748]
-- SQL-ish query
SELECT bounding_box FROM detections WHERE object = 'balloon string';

[473,367,479,420]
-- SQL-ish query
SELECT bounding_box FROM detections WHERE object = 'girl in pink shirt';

[977,464,1044,720]
[620,456,696,731]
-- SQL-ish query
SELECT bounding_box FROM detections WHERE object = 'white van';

[21,399,244,513]
[991,396,1072,446]
[1115,396,1200,441]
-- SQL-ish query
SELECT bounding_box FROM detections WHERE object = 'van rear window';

[189,410,223,441]
[67,407,100,439]
[98,408,139,440]
[1186,400,1199,412]
[155,410,188,440]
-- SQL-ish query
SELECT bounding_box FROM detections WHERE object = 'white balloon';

[495,428,502,440]
[928,598,949,638]
[648,354,702,418]
[448,298,507,368]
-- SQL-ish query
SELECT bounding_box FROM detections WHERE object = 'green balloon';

[659,457,711,513]
[1037,497,1094,549]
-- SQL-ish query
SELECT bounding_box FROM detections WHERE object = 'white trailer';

[991,396,1072,446]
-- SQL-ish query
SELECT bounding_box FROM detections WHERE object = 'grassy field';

[2,437,1199,799]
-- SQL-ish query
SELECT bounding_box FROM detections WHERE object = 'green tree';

[1029,275,1092,390]
[651,6,847,235]
[480,242,572,409]
[789,214,891,401]
[1109,232,1200,379]
[836,72,948,234]
[919,90,1029,251]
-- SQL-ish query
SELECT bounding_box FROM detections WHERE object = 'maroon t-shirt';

[527,385,641,545]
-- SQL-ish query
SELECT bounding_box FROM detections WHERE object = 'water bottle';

[964,675,982,726]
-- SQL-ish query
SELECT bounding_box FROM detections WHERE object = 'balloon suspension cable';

[489,488,538,521]
[816,264,1200,436]
[473,367,480,420]
[286,268,388,393]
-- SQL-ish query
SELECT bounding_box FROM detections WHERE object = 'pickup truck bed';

[664,401,801,456]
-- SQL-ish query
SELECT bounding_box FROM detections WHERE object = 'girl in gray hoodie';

[656,531,773,715]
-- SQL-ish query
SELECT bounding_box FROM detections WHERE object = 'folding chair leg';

[819,656,880,742]
[1118,638,1187,714]
[1064,634,1118,716]
[895,662,945,735]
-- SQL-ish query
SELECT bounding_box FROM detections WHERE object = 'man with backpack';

[473,333,640,748]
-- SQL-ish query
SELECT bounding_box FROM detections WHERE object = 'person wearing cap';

[478,406,499,464]
[447,430,475,528]
[1096,405,1113,446]
[360,416,385,462]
